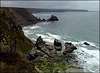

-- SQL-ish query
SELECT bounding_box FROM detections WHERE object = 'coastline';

[1,7,99,73]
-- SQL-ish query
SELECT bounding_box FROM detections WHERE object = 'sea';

[23,11,99,73]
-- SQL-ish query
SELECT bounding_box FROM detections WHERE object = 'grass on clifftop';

[33,58,71,73]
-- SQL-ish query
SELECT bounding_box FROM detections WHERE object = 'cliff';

[0,7,34,53]
[0,7,39,73]
[0,7,41,27]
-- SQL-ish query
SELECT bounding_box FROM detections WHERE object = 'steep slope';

[0,7,33,53]
[0,47,38,73]
[0,7,39,72]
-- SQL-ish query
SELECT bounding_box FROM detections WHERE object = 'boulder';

[84,42,90,45]
[48,15,59,21]
[63,42,77,55]
[35,36,45,48]
[54,39,62,51]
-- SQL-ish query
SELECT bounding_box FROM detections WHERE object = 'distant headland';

[26,8,88,13]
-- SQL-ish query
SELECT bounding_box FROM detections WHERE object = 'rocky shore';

[25,36,84,72]
[1,7,90,73]
[27,36,77,61]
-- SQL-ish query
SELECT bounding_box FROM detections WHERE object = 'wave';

[47,33,62,40]
[29,25,41,29]
[71,41,99,49]
[74,46,99,73]
[36,34,54,43]
[23,30,30,33]
[41,22,51,25]
[36,33,62,43]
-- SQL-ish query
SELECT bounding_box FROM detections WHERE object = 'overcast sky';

[1,1,99,11]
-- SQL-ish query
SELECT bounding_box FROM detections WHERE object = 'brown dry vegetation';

[0,46,38,73]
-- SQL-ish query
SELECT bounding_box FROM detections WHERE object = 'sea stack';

[36,36,45,48]
[54,39,62,51]
[48,15,59,21]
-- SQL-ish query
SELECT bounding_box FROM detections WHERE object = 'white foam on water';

[36,33,62,43]
[74,46,99,73]
[36,34,54,43]
[47,33,62,40]
[36,34,49,38]
[41,22,51,25]
[68,41,99,49]
[23,26,29,29]
[23,30,30,33]
[29,25,41,29]
[43,38,54,43]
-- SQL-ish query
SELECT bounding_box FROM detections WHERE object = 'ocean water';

[23,12,99,73]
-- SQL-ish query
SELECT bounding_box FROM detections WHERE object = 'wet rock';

[63,42,77,54]
[45,44,54,52]
[48,15,59,21]
[35,36,45,48]
[54,39,62,51]
[84,42,90,45]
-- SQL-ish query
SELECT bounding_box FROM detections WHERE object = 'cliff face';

[0,7,39,72]
[1,7,38,27]
[0,7,34,53]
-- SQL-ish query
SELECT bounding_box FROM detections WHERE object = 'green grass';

[33,58,71,73]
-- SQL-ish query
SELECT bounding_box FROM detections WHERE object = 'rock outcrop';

[35,36,45,48]
[84,42,90,45]
[63,42,77,55]
[54,39,62,51]
[29,37,77,62]
[48,15,59,21]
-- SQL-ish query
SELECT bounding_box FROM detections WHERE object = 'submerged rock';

[48,15,59,21]
[63,42,77,55]
[54,39,62,51]
[84,42,90,45]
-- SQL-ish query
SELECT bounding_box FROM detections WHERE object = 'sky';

[1,1,99,11]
